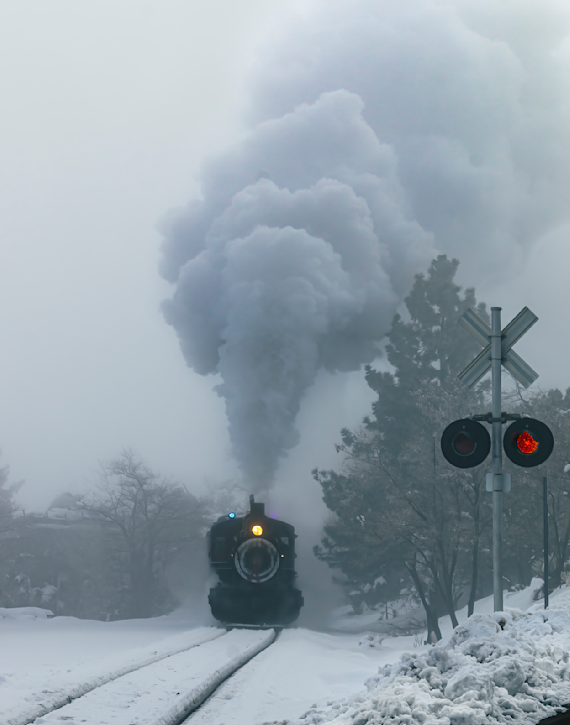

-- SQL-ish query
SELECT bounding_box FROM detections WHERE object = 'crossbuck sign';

[458,307,539,389]
[457,305,540,612]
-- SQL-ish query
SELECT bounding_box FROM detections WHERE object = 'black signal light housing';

[441,419,491,469]
[503,418,554,467]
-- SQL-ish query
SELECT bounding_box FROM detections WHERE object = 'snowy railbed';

[1,623,225,725]
[18,628,276,725]
[292,607,570,725]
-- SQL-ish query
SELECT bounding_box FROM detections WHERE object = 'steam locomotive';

[207,496,304,626]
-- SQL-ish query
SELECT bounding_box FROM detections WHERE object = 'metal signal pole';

[491,307,504,612]
[542,476,548,609]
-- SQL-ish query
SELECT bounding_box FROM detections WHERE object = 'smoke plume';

[160,0,570,490]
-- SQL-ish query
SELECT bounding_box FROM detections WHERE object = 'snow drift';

[293,605,570,725]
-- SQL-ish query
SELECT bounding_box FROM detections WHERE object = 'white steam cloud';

[160,0,570,490]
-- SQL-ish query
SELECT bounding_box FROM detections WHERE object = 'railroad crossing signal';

[458,307,539,388]
[442,306,554,469]
[442,305,553,612]
[441,413,554,469]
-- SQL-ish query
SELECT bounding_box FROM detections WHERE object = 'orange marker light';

[252,525,263,536]
[516,431,539,454]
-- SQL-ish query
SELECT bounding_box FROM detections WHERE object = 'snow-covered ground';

[291,581,570,725]
[1,582,568,725]
[0,608,399,725]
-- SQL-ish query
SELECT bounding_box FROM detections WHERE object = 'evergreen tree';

[314,256,492,639]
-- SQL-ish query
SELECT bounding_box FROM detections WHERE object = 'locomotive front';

[208,496,304,625]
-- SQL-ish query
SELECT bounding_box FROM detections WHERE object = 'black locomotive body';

[207,496,304,626]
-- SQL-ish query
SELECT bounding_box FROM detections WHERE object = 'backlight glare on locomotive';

[516,431,539,454]
[252,525,263,536]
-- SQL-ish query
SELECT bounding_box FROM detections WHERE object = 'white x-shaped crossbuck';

[458,307,539,389]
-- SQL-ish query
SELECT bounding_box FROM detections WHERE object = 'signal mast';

[441,307,553,612]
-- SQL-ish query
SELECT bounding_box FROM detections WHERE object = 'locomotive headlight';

[252,525,263,536]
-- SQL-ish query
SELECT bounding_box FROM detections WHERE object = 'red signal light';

[516,431,539,455]
[503,418,554,467]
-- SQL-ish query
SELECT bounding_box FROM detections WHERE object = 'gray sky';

[1,0,569,515]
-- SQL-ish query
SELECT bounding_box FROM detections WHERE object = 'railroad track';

[4,627,278,725]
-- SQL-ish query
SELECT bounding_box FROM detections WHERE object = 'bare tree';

[0,452,23,531]
[77,449,205,619]
[0,452,27,608]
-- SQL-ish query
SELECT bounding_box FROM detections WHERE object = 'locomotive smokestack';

[249,494,265,517]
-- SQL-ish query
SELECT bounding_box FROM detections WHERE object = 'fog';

[1,0,570,622]
[0,0,300,510]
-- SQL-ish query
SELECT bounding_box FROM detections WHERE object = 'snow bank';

[293,607,570,724]
[0,607,53,620]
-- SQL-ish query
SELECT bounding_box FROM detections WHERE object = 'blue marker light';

[228,512,236,519]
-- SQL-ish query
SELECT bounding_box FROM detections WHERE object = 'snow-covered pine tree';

[314,256,493,639]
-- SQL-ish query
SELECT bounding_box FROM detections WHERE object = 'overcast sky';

[0,0,365,514]
[1,0,569,519]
